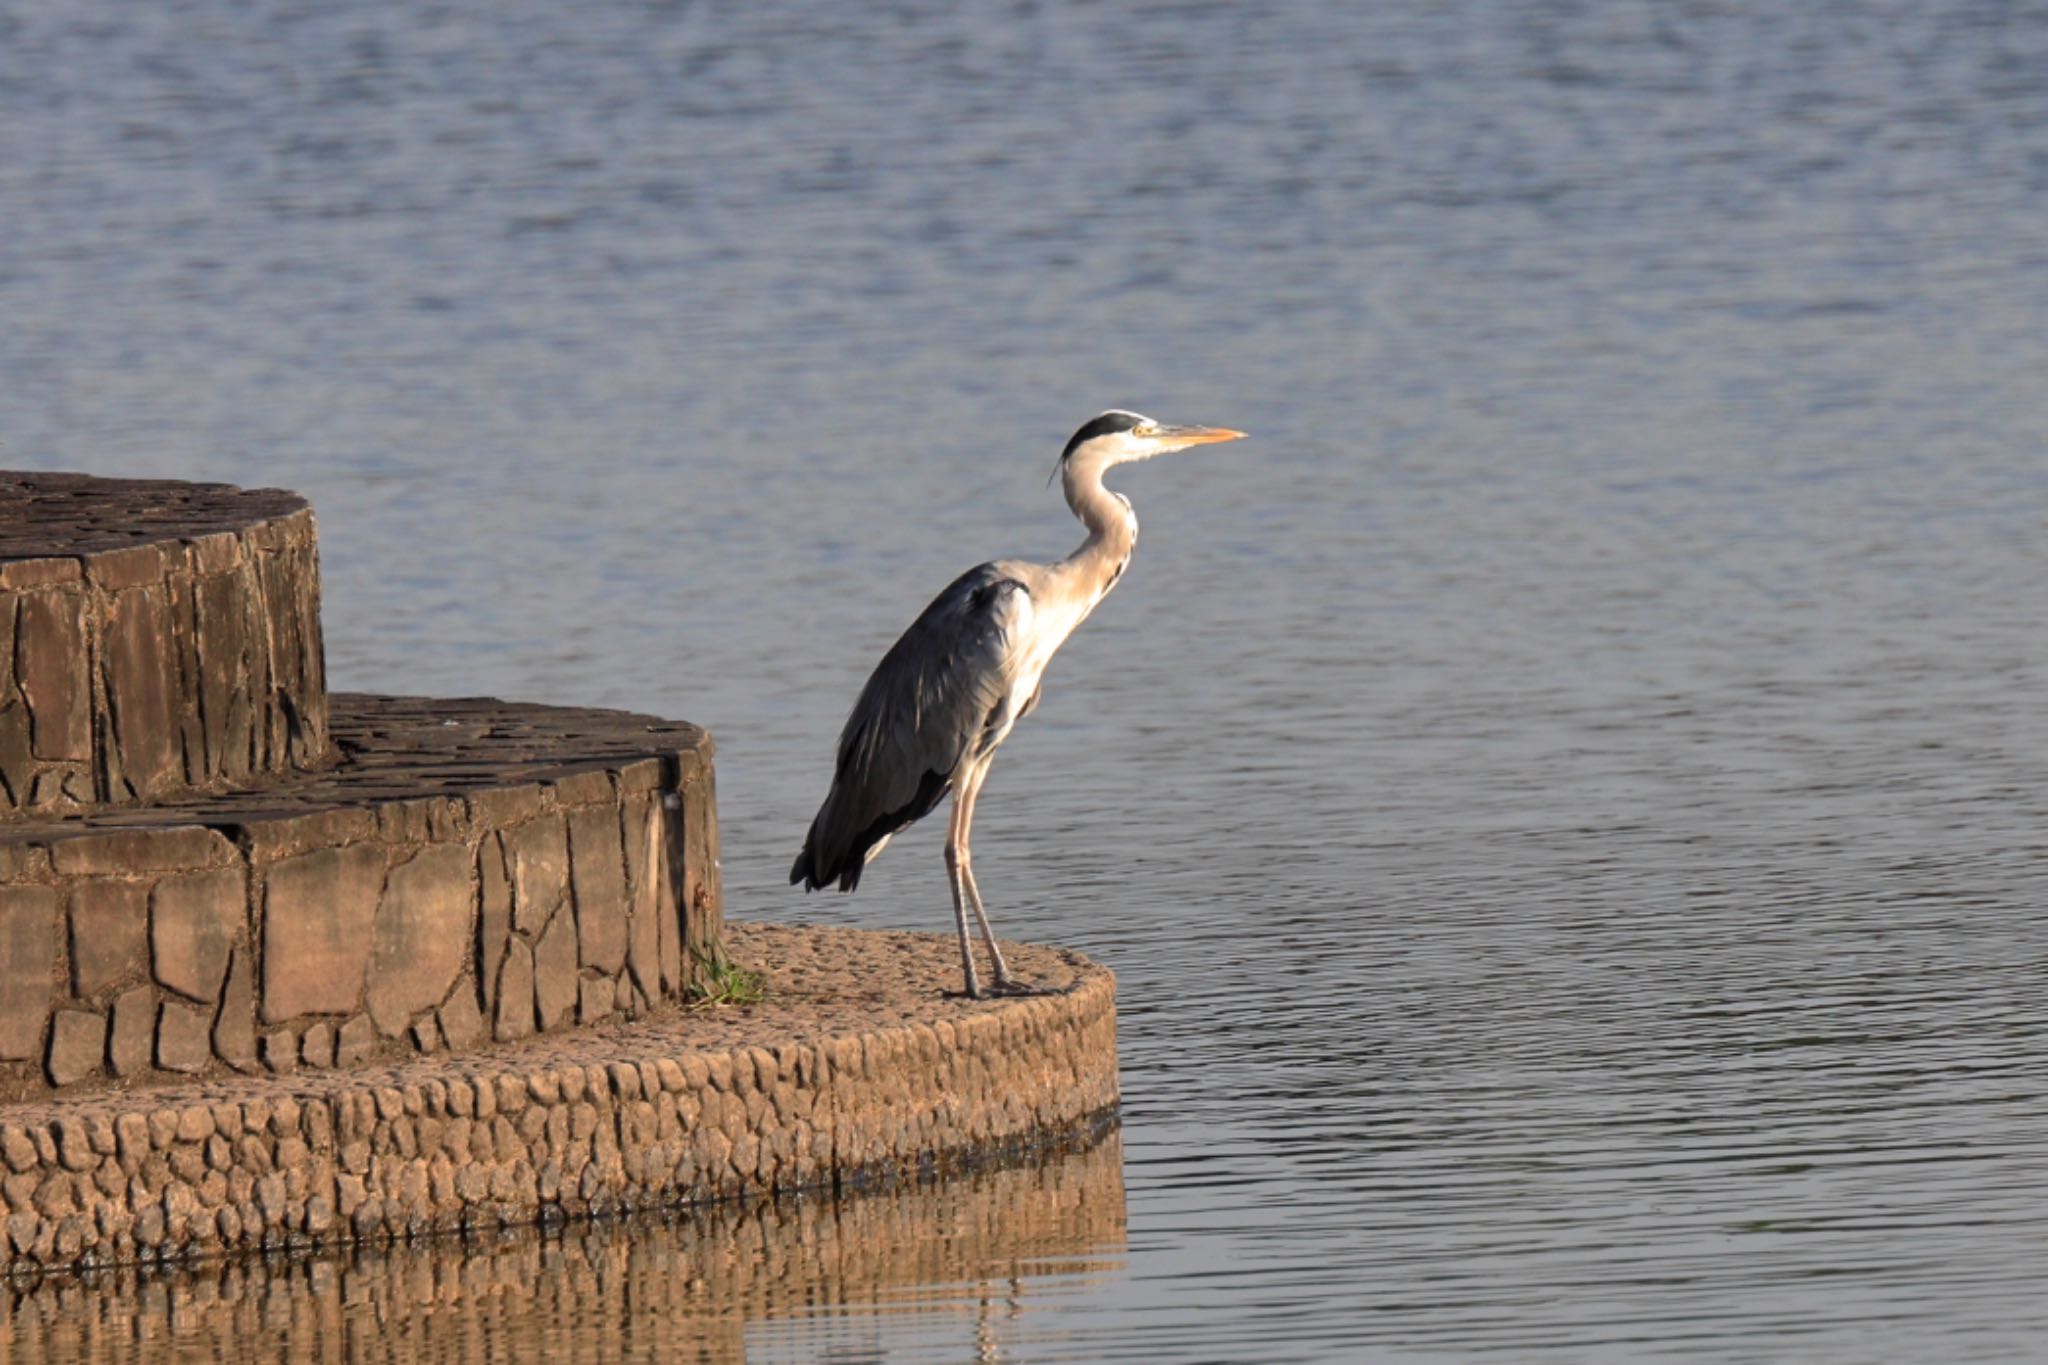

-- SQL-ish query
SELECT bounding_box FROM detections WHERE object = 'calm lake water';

[6,0,2048,1358]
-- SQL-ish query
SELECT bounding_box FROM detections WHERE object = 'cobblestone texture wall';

[0,926,1117,1275]
[0,697,721,1100]
[0,474,329,817]
[0,1133,1123,1361]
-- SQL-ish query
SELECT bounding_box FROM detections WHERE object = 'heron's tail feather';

[793,769,950,895]
[790,836,866,893]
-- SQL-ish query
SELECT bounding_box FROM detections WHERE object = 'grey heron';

[791,410,1248,998]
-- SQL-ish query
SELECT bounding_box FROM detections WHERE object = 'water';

[5,0,2048,1358]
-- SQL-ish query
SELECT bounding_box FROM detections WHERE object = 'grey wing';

[791,564,1036,892]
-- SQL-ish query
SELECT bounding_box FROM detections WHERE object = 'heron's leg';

[957,762,1047,995]
[944,789,984,999]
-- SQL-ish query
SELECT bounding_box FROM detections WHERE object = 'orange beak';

[1154,424,1247,446]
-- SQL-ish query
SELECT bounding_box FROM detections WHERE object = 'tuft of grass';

[687,945,767,1009]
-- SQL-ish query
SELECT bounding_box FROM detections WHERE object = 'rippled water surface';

[6,0,2048,1358]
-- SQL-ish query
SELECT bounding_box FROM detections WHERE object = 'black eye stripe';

[1057,411,1147,465]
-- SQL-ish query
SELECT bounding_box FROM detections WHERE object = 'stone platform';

[0,922,1118,1274]
[0,695,721,1101]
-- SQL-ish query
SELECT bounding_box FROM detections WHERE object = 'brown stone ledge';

[0,694,723,1099]
[0,922,1119,1276]
[0,471,329,817]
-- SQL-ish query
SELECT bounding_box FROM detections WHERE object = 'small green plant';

[687,944,767,1009]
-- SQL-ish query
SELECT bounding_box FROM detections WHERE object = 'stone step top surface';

[0,699,712,847]
[0,472,308,567]
[0,693,710,843]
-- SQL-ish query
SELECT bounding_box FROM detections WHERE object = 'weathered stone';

[212,946,258,1071]
[259,1030,297,1074]
[0,885,59,1060]
[365,844,473,1037]
[651,805,683,994]
[150,867,246,1002]
[241,807,376,863]
[0,1126,34,1174]
[532,907,578,1032]
[503,814,567,935]
[336,1015,375,1066]
[106,985,156,1077]
[677,748,724,981]
[104,584,180,798]
[166,572,207,787]
[175,1106,214,1144]
[0,703,33,808]
[192,572,248,782]
[0,842,45,883]
[114,1111,149,1163]
[262,844,385,1022]
[551,767,614,806]
[68,878,151,997]
[155,1000,212,1073]
[477,835,512,1011]
[568,806,627,973]
[44,1009,106,1087]
[0,555,78,590]
[299,1021,334,1068]
[50,826,236,877]
[15,590,89,762]
[578,975,616,1024]
[411,1015,442,1053]
[494,941,535,1042]
[374,797,432,844]
[82,543,165,590]
[466,782,544,828]
[439,982,484,1052]
[624,800,662,1001]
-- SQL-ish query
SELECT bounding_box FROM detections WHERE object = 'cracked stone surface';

[0,696,720,1100]
[0,471,328,818]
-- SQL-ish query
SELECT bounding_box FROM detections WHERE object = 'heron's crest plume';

[1049,409,1148,484]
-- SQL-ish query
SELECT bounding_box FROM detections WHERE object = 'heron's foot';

[984,977,1057,998]
[942,979,1053,1001]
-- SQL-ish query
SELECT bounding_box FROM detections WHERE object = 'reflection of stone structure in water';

[0,1132,1126,1363]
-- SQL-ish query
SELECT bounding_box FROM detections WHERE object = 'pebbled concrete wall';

[0,1132,1124,1359]
[0,926,1117,1275]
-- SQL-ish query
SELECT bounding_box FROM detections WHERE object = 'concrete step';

[0,693,720,1101]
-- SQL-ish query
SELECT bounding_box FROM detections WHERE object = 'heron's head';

[1056,409,1246,475]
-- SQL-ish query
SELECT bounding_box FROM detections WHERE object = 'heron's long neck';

[1054,453,1137,602]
